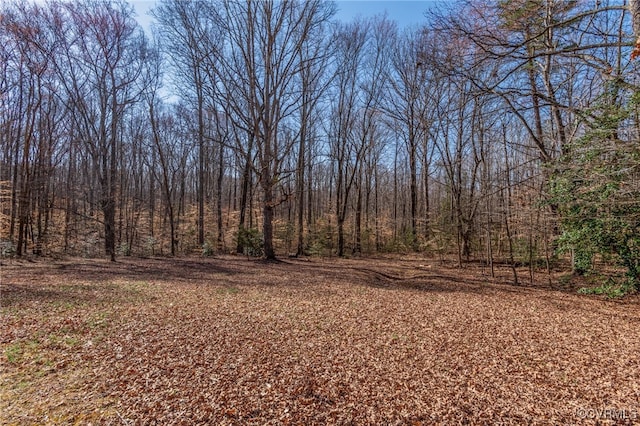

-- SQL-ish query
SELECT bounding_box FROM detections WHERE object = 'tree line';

[1,0,638,289]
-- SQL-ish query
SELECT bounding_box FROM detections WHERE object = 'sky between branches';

[130,0,442,34]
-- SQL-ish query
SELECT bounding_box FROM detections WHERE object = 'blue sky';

[334,1,437,28]
[131,1,441,34]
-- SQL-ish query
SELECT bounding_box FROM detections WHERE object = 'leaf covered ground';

[1,256,639,425]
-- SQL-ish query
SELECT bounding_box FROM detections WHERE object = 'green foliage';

[578,276,637,299]
[382,228,416,254]
[276,222,295,252]
[0,240,15,257]
[549,82,640,291]
[118,242,131,257]
[144,236,157,255]
[202,242,214,257]
[555,228,596,275]
[305,238,326,257]
[305,222,334,256]
[236,227,263,257]
[5,343,22,363]
[4,339,40,364]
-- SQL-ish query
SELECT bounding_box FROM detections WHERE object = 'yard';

[1,256,639,424]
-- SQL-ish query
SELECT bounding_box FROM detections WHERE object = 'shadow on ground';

[2,255,637,309]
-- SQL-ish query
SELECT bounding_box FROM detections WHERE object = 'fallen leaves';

[1,256,639,424]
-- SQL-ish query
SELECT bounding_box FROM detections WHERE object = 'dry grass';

[1,255,639,425]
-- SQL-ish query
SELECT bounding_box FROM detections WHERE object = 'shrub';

[237,227,263,257]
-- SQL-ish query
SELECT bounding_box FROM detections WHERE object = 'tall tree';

[154,0,220,248]
[2,2,65,256]
[50,0,149,261]
[387,28,437,248]
[294,21,333,256]
[216,0,335,259]
[330,20,368,257]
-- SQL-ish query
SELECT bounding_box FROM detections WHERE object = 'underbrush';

[577,275,637,299]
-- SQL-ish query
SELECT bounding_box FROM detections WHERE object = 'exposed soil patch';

[1,256,639,424]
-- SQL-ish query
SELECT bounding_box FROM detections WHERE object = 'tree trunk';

[353,182,362,255]
[409,133,418,250]
[217,139,224,251]
[337,217,345,257]
[197,88,205,247]
[237,134,253,254]
[262,184,276,259]
[296,112,307,256]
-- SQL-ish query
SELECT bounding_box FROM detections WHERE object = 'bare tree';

[294,22,333,256]
[1,2,66,256]
[216,0,334,259]
[330,20,368,257]
[49,0,149,261]
[154,0,221,248]
[387,28,438,249]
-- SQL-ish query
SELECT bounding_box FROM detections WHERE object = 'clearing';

[1,256,639,425]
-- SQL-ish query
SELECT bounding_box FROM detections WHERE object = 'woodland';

[2,1,640,423]
[1,0,640,291]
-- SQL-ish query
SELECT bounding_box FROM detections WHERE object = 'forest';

[1,0,639,292]
[2,1,640,423]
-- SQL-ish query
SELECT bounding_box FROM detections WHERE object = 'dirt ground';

[1,255,639,425]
